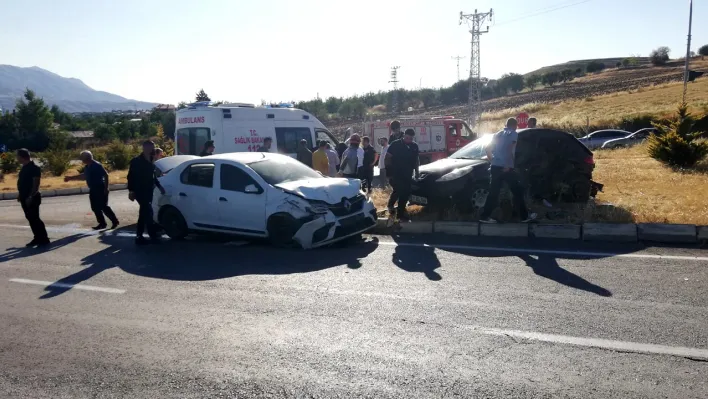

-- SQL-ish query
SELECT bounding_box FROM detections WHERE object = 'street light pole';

[683,0,693,103]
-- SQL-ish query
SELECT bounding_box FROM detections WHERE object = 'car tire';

[455,183,489,214]
[267,214,301,249]
[569,177,592,202]
[159,206,188,240]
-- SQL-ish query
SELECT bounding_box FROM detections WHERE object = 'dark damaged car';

[409,128,602,212]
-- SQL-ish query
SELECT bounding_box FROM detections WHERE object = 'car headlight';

[436,166,474,182]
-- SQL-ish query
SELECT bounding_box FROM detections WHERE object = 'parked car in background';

[601,128,657,149]
[410,128,602,213]
[152,153,376,249]
[578,129,631,150]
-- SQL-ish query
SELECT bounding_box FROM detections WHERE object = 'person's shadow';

[0,234,90,264]
[518,254,611,297]
[391,235,442,281]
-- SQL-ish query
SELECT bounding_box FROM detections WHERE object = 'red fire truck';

[361,116,476,164]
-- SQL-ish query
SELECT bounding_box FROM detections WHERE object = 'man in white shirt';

[378,137,389,187]
[325,143,340,177]
[339,134,364,179]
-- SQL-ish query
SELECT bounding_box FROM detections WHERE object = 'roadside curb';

[0,184,128,200]
[370,219,707,245]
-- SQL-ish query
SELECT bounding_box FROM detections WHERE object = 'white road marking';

[9,278,126,294]
[0,224,136,238]
[377,241,708,262]
[475,326,708,360]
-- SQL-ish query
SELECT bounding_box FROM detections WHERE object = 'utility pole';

[683,0,693,103]
[460,8,493,130]
[451,56,465,81]
[389,66,400,114]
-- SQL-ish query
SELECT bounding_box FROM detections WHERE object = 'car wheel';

[570,178,592,202]
[455,184,489,214]
[159,207,188,240]
[267,214,301,248]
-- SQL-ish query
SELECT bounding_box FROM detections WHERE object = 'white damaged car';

[152,152,377,249]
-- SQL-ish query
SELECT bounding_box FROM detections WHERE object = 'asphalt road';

[1,194,707,398]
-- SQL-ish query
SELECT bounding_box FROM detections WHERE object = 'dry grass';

[0,169,128,192]
[369,144,708,225]
[479,77,708,132]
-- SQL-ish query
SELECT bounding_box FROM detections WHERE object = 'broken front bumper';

[293,203,378,249]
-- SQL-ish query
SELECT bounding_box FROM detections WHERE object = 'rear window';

[275,127,313,153]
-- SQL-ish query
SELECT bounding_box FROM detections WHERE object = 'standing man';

[385,129,419,221]
[388,120,404,144]
[199,140,215,157]
[479,118,536,224]
[360,136,377,194]
[527,117,537,129]
[16,149,49,247]
[128,140,166,245]
[296,139,313,168]
[339,134,363,179]
[377,137,390,187]
[257,137,272,152]
[324,143,340,177]
[312,140,330,176]
[64,151,119,230]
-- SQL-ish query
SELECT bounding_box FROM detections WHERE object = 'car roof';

[590,129,632,134]
[200,152,291,164]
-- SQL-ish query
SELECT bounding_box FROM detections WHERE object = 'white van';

[174,102,339,156]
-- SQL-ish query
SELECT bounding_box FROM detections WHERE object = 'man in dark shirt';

[199,140,215,157]
[385,129,419,221]
[257,137,272,152]
[360,136,377,194]
[16,148,49,247]
[128,140,165,245]
[296,139,313,168]
[65,150,119,230]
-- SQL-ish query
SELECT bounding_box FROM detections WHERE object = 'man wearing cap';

[128,140,166,245]
[385,128,419,221]
[64,150,119,230]
[339,134,364,179]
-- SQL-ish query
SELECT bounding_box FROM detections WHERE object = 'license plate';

[410,195,428,205]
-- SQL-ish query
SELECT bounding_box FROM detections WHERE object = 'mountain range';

[0,65,158,113]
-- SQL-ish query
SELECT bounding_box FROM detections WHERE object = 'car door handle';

[179,192,187,197]
[219,197,227,202]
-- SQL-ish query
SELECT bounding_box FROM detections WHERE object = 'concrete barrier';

[696,226,707,241]
[42,190,57,198]
[638,223,697,244]
[397,221,434,234]
[434,222,479,236]
[583,223,637,242]
[2,192,18,200]
[55,187,82,196]
[80,187,91,194]
[480,223,528,237]
[109,183,128,190]
[530,224,581,240]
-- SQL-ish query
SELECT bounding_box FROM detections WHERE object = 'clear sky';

[1,0,703,105]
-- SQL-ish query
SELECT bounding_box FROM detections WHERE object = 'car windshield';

[449,134,494,160]
[248,157,323,185]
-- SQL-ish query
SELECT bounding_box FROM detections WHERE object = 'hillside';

[0,65,157,113]
[523,57,651,77]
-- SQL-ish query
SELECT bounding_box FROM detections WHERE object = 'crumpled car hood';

[275,178,361,204]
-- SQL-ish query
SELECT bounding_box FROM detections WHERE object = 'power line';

[494,0,593,27]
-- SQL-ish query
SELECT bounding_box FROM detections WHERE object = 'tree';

[337,102,353,118]
[177,101,188,110]
[649,46,671,66]
[524,75,540,91]
[325,97,342,114]
[698,44,708,58]
[586,61,606,73]
[14,89,54,151]
[94,124,117,141]
[195,89,211,102]
[560,69,576,82]
[621,58,631,68]
[542,71,561,87]
[648,103,708,168]
[497,73,524,94]
[139,118,150,137]
[351,101,367,119]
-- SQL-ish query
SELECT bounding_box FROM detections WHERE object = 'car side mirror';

[244,184,260,194]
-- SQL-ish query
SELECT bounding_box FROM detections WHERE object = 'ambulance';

[175,102,339,156]
[361,116,476,164]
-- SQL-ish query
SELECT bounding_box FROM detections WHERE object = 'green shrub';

[105,141,138,170]
[1,152,20,173]
[647,103,708,168]
[41,149,74,176]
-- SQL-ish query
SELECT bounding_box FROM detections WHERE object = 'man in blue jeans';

[479,118,536,224]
